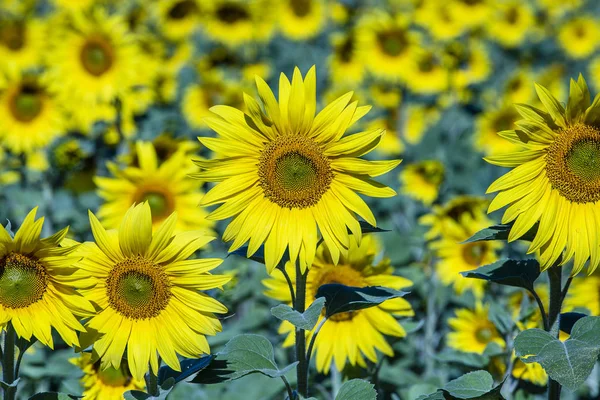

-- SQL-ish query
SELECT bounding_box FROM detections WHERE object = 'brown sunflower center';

[462,242,488,266]
[259,136,332,209]
[290,0,311,17]
[337,36,355,63]
[313,265,365,322]
[475,326,494,344]
[0,20,25,51]
[168,0,199,19]
[546,123,600,203]
[95,361,132,387]
[106,256,171,319]
[377,30,408,57]
[505,6,519,24]
[0,253,48,309]
[9,84,44,122]
[134,188,175,222]
[80,37,114,77]
[216,3,250,24]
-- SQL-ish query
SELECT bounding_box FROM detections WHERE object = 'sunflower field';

[3,0,600,399]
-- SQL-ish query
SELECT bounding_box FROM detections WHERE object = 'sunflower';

[357,11,419,82]
[95,141,214,234]
[193,66,401,273]
[78,203,230,381]
[367,116,403,156]
[448,0,491,30]
[0,17,45,71]
[203,0,276,47]
[486,1,533,48]
[279,0,326,41]
[512,358,548,386]
[0,208,94,348]
[182,84,214,129]
[405,49,449,95]
[558,17,600,60]
[563,274,600,315]
[400,160,445,206]
[156,0,204,41]
[503,69,536,105]
[447,303,505,355]
[0,70,65,154]
[414,0,465,41]
[328,32,365,86]
[263,235,414,373]
[450,42,491,90]
[432,213,501,298]
[419,196,489,240]
[72,353,145,400]
[486,76,600,275]
[474,103,522,156]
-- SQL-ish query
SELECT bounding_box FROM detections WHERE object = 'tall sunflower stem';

[294,261,309,398]
[2,323,16,400]
[546,264,563,400]
[305,318,327,375]
[146,365,159,397]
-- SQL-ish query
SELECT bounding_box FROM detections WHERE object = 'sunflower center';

[418,54,435,73]
[493,110,517,132]
[216,4,250,23]
[0,253,48,309]
[377,30,408,57]
[9,85,43,122]
[313,265,365,322]
[259,136,332,209]
[0,21,25,50]
[97,363,131,387]
[546,123,600,203]
[505,7,519,24]
[106,256,171,319]
[462,243,488,266]
[80,37,114,77]
[168,0,199,19]
[475,327,493,343]
[337,36,354,63]
[134,188,175,222]
[290,0,311,17]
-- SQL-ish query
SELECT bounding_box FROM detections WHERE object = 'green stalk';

[546,265,563,400]
[2,323,16,400]
[146,364,159,397]
[295,261,308,398]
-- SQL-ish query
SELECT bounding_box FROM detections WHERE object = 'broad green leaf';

[514,316,600,390]
[335,379,377,400]
[123,378,174,400]
[463,223,537,244]
[271,297,326,330]
[416,392,445,400]
[443,371,504,399]
[407,384,439,400]
[316,284,407,318]
[28,393,80,400]
[461,259,540,292]
[158,356,213,385]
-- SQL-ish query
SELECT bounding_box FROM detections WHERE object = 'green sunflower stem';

[546,264,563,400]
[2,323,16,400]
[146,365,159,397]
[294,261,309,398]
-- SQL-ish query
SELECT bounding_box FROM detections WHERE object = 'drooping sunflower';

[193,66,401,273]
[78,203,230,381]
[0,17,46,71]
[474,103,522,156]
[399,160,445,206]
[156,0,205,41]
[95,141,214,234]
[0,208,94,348]
[486,1,533,48]
[279,0,326,41]
[0,70,65,155]
[72,353,145,400]
[486,76,600,275]
[263,235,414,373]
[558,17,600,60]
[447,303,505,355]
[419,195,489,240]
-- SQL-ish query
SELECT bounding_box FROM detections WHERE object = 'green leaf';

[271,297,326,330]
[463,223,537,244]
[461,259,540,292]
[443,371,504,399]
[559,312,587,334]
[335,379,377,400]
[28,393,81,400]
[514,316,600,390]
[316,284,408,318]
[356,221,390,234]
[416,392,445,400]
[157,356,213,385]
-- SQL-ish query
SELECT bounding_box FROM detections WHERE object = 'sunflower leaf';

[441,370,504,399]
[559,312,588,334]
[316,284,407,318]
[514,316,600,390]
[357,221,390,233]
[462,223,537,244]
[157,355,214,385]
[271,297,326,330]
[460,259,541,292]
[334,379,376,400]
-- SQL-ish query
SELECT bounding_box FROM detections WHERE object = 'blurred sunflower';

[263,235,414,373]
[503,69,536,105]
[367,116,403,156]
[0,70,65,154]
[279,0,326,41]
[95,141,214,234]
[563,273,600,315]
[203,0,276,47]
[447,303,505,355]
[400,160,445,206]
[558,17,600,60]
[0,208,94,348]
[512,358,548,386]
[448,0,491,30]
[328,32,364,85]
[79,204,230,381]
[193,66,401,273]
[72,353,145,400]
[419,196,489,240]
[486,76,600,274]
[450,42,491,90]
[432,213,501,297]
[474,103,522,155]
[357,11,419,82]
[486,1,533,48]
[156,0,204,41]
[405,50,449,95]
[182,83,214,129]
[415,1,465,41]
[0,17,45,71]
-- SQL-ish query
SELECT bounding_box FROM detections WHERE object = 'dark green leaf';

[357,221,390,234]
[157,356,213,385]
[335,379,376,400]
[463,223,537,244]
[442,371,504,399]
[461,259,540,292]
[559,312,587,335]
[316,284,408,318]
[271,297,325,330]
[229,245,265,265]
